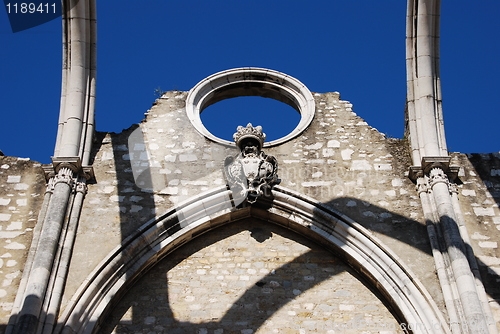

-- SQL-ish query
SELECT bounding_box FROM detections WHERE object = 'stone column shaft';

[406,0,447,163]
[55,0,96,161]
[6,183,54,334]
[417,179,462,334]
[405,1,493,331]
[41,180,87,334]
[9,1,95,333]
[13,169,74,334]
[450,186,498,333]
[429,168,489,333]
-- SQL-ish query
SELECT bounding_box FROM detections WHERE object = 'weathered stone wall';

[269,92,439,301]
[452,152,500,324]
[1,90,499,331]
[62,91,445,329]
[101,219,403,334]
[0,156,45,328]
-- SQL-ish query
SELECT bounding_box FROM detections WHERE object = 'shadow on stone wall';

[99,218,401,333]
[95,189,500,333]
[94,195,447,333]
[109,126,161,332]
[328,191,500,328]
[110,126,159,238]
[466,153,500,208]
[86,132,499,332]
[464,153,500,310]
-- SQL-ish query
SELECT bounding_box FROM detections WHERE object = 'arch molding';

[57,186,450,334]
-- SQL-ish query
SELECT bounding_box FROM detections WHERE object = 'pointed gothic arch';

[57,186,450,334]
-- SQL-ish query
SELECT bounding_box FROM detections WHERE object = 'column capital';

[42,157,95,183]
[53,167,75,187]
[408,156,460,182]
[45,177,56,194]
[74,176,88,195]
[421,156,451,174]
[415,176,430,194]
[449,183,459,195]
[428,166,450,188]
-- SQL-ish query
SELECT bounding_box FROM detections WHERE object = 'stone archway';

[100,218,403,333]
[56,186,450,334]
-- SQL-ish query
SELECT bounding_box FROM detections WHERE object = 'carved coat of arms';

[224,124,280,204]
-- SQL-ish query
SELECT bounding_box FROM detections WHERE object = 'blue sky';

[1,1,499,164]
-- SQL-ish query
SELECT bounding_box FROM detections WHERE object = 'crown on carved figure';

[233,123,266,150]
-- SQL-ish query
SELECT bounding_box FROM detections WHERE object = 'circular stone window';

[185,67,315,147]
[200,96,301,143]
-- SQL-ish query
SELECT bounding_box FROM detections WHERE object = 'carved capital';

[449,183,459,195]
[45,177,56,194]
[428,167,449,188]
[53,167,75,187]
[409,166,424,182]
[43,156,95,183]
[422,156,451,175]
[71,176,88,194]
[52,157,82,174]
[409,156,460,183]
[415,177,429,194]
[75,181,88,195]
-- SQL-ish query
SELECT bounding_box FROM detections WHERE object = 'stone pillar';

[11,168,74,334]
[8,1,96,333]
[405,0,447,164]
[427,166,488,333]
[6,179,54,333]
[406,1,496,332]
[54,0,96,164]
[41,178,88,334]
[8,162,92,334]
[410,159,493,333]
[416,176,463,334]
[449,184,498,334]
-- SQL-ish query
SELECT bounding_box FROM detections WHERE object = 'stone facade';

[3,1,499,332]
[0,157,45,330]
[65,89,440,313]
[452,153,500,323]
[1,85,499,333]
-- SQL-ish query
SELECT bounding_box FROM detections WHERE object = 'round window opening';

[185,68,316,147]
[201,96,301,143]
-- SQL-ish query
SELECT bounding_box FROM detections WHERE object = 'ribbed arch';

[57,186,450,334]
